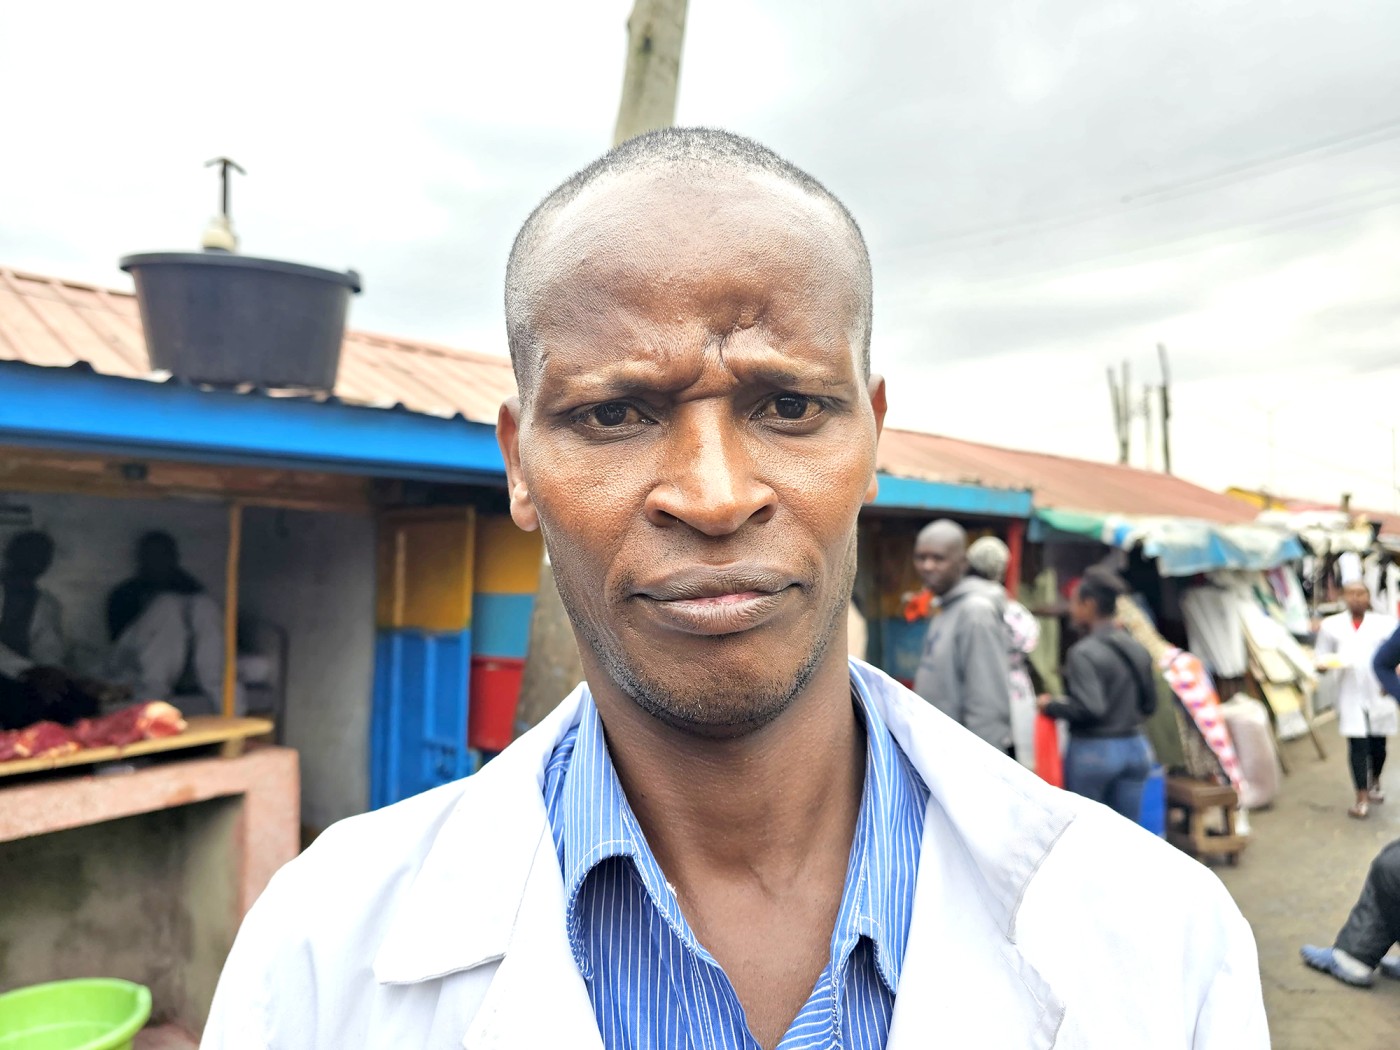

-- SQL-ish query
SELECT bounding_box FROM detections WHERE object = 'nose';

[645,410,776,536]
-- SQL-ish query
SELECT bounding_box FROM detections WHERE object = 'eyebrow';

[540,354,854,402]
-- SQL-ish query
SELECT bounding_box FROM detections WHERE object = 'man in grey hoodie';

[911,520,1015,754]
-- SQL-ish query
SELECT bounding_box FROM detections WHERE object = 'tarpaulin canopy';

[1253,509,1375,555]
[1035,509,1306,577]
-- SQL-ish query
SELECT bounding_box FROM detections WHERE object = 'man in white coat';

[202,129,1266,1049]
[1316,580,1398,819]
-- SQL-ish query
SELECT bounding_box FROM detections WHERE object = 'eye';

[575,401,648,429]
[758,395,823,422]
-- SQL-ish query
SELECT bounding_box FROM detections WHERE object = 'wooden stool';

[1165,776,1248,865]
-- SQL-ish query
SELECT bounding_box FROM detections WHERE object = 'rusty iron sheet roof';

[0,266,1253,522]
[0,266,516,425]
[876,428,1256,524]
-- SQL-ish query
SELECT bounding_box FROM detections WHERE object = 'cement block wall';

[240,507,375,832]
[0,798,240,1028]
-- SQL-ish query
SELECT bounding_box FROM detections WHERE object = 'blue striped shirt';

[542,679,929,1049]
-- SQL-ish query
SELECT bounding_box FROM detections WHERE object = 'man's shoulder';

[950,584,1006,625]
[266,778,477,920]
[1320,611,1349,632]
[1031,797,1243,939]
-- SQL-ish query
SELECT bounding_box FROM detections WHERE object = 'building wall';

[240,506,375,832]
[0,492,229,675]
[0,798,241,1027]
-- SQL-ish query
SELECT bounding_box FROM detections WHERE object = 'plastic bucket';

[0,978,151,1050]
[120,251,360,390]
[468,656,525,753]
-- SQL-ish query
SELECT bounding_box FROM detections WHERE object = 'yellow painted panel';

[376,508,476,631]
[473,514,544,595]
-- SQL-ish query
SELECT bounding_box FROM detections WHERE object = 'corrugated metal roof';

[0,266,516,425]
[877,429,1256,524]
[0,265,1252,523]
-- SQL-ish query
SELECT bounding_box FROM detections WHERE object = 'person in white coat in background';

[1316,579,1398,819]
[201,129,1265,1050]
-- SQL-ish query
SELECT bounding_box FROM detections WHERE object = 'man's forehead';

[547,165,843,244]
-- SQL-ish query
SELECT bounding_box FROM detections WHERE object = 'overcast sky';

[4,1,1399,511]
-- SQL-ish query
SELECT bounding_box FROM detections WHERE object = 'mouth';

[633,566,799,637]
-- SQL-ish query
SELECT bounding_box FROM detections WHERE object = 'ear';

[497,397,539,532]
[863,374,888,505]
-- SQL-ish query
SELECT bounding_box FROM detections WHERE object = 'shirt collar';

[556,696,708,970]
[840,680,926,992]
[555,678,926,993]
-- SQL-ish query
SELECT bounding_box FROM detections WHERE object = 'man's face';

[1344,582,1371,618]
[913,536,965,597]
[1068,583,1095,630]
[499,170,884,736]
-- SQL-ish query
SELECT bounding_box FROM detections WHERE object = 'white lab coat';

[104,591,225,711]
[201,660,1266,1050]
[0,589,65,679]
[1316,611,1400,738]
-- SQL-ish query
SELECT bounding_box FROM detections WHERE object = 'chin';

[605,632,833,739]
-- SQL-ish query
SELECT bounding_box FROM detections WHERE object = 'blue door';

[371,629,475,808]
[371,508,478,809]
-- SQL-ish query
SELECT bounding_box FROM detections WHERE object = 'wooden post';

[1005,519,1026,601]
[613,0,690,146]
[222,502,243,719]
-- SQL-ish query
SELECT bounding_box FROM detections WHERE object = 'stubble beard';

[550,533,859,739]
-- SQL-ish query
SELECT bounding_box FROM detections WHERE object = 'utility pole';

[1157,343,1172,474]
[514,1,691,738]
[1142,385,1156,472]
[1107,362,1132,465]
[613,0,690,146]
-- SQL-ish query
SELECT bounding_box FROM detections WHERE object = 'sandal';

[1348,802,1369,819]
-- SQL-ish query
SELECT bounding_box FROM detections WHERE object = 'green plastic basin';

[0,979,151,1050]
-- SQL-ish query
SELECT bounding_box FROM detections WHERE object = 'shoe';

[1381,957,1400,981]
[1300,945,1374,987]
[1348,802,1369,819]
[1368,787,1385,804]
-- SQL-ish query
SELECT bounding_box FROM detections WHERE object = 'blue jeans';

[1065,734,1154,822]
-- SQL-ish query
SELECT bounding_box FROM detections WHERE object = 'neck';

[587,646,865,892]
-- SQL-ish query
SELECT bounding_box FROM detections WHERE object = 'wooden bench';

[1166,776,1248,865]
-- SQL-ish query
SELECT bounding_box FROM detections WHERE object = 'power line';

[896,182,1400,296]
[885,114,1400,255]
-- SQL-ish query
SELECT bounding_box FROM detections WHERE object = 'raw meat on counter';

[0,721,81,761]
[72,701,186,748]
[0,702,187,764]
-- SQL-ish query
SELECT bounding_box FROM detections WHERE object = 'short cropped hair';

[967,536,1010,583]
[503,127,873,399]
[1078,566,1127,618]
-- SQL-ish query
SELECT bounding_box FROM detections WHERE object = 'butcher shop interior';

[0,435,536,1036]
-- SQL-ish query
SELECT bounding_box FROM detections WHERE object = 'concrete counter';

[0,746,299,1032]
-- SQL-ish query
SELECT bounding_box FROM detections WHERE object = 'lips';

[632,566,798,636]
